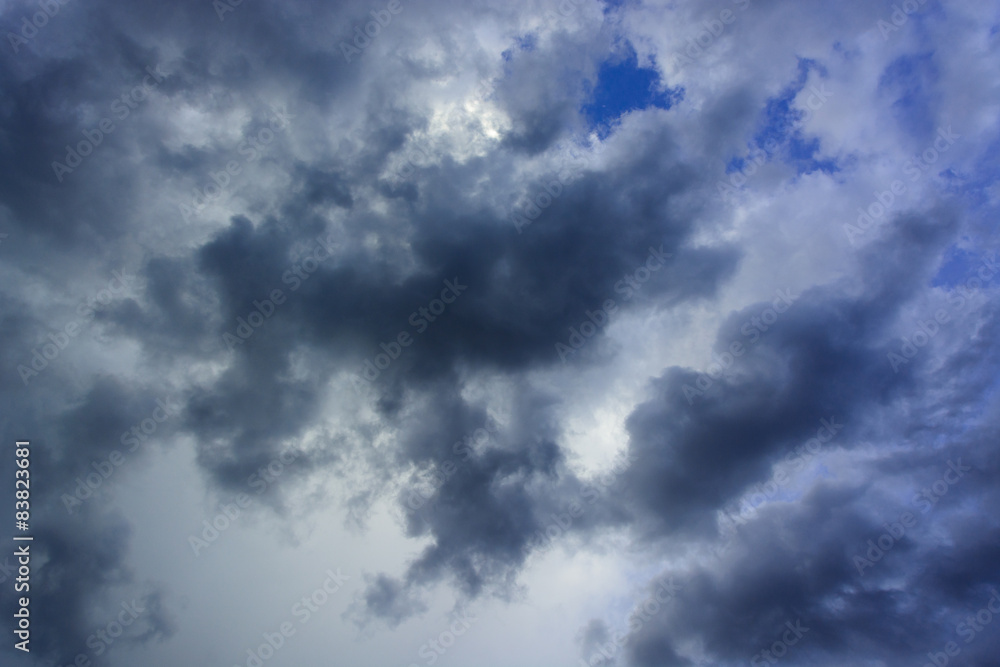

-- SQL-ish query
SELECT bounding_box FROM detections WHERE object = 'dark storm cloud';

[348,572,429,629]
[618,207,959,528]
[162,103,744,622]
[494,31,600,153]
[0,0,365,250]
[102,255,221,359]
[2,0,998,664]
[0,0,375,661]
[594,214,1000,664]
[9,512,177,664]
[617,434,1000,667]
[138,66,740,507]
[0,0,744,638]
[347,384,582,627]
[0,369,179,665]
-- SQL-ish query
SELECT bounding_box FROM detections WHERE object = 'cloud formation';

[1,0,998,665]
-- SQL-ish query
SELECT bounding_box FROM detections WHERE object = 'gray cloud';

[1,0,998,665]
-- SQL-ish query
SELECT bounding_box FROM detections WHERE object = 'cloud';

[1,0,998,665]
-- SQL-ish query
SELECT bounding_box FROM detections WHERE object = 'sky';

[1,0,999,666]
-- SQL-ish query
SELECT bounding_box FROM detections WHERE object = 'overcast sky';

[1,0,999,665]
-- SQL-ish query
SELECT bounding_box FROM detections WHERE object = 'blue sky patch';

[582,51,682,136]
[932,245,979,288]
[502,34,536,61]
[741,58,839,176]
